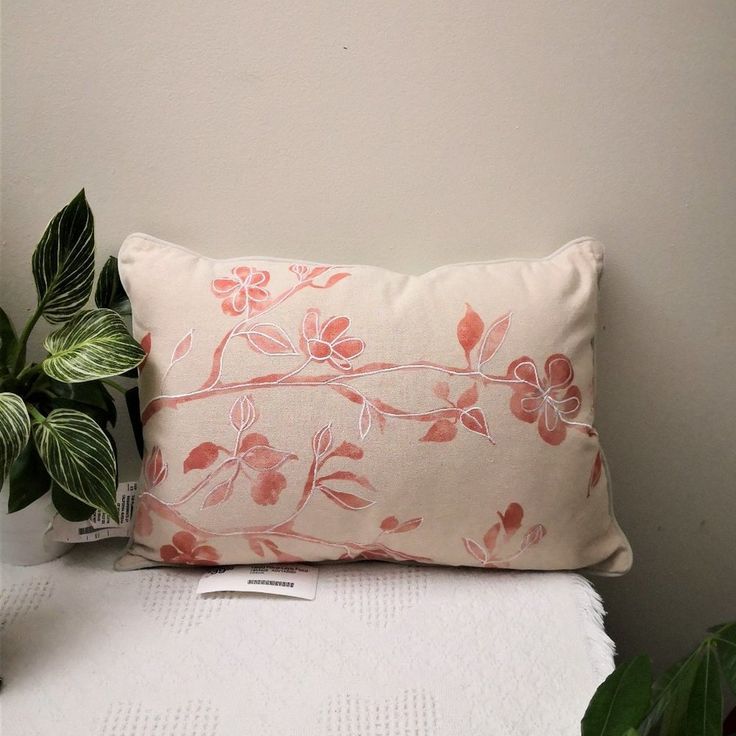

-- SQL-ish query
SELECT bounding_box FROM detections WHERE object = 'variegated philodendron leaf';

[0,307,18,371]
[95,256,130,315]
[0,393,31,487]
[32,189,95,323]
[32,409,118,520]
[42,308,146,383]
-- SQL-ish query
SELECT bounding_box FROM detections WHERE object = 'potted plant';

[0,190,145,564]
[581,620,736,736]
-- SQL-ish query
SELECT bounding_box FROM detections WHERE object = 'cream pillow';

[116,234,631,574]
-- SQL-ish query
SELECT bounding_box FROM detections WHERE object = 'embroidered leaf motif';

[316,470,375,491]
[251,470,287,505]
[457,304,484,362]
[318,485,374,510]
[588,451,603,497]
[242,445,296,471]
[498,502,524,536]
[145,446,167,488]
[331,384,363,404]
[183,442,221,473]
[380,516,399,531]
[359,401,372,439]
[419,419,457,443]
[138,332,151,370]
[460,407,493,442]
[326,441,363,460]
[170,329,194,366]
[243,323,299,355]
[230,395,255,432]
[201,479,234,509]
[433,381,450,401]
[312,424,333,458]
[521,524,547,550]
[237,432,269,455]
[312,272,350,289]
[483,522,501,552]
[262,538,302,562]
[249,538,265,557]
[463,537,486,563]
[478,312,511,370]
[392,517,423,534]
[456,383,478,409]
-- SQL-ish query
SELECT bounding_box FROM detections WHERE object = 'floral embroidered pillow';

[116,234,631,574]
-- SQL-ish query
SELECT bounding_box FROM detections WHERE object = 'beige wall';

[2,1,734,667]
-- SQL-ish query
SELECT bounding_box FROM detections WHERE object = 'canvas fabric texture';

[116,234,631,574]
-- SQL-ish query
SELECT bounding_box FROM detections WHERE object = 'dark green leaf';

[32,408,118,521]
[42,308,145,382]
[7,441,51,512]
[100,384,118,427]
[51,482,94,521]
[0,392,31,486]
[653,651,703,736]
[95,256,130,315]
[0,307,18,370]
[125,386,144,457]
[684,645,721,736]
[711,622,736,696]
[581,656,652,736]
[32,189,95,324]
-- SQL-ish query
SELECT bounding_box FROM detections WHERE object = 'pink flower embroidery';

[160,531,220,565]
[301,310,365,370]
[212,267,271,317]
[505,354,582,445]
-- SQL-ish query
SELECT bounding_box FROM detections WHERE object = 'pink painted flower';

[505,354,582,445]
[301,310,365,370]
[160,531,220,565]
[212,267,270,317]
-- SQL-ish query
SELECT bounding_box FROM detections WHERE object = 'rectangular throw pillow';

[116,234,631,574]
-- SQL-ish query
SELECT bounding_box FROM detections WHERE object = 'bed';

[1,540,613,735]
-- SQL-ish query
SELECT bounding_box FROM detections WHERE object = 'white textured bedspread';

[1,540,613,735]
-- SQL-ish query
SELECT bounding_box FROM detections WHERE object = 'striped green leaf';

[0,392,31,487]
[95,256,130,315]
[42,308,145,383]
[32,189,95,324]
[32,408,118,520]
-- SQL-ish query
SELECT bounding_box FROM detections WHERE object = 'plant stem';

[26,404,46,424]
[11,304,44,376]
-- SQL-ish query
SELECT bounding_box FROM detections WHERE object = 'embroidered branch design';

[133,262,595,565]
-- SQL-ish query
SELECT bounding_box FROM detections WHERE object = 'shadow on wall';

[591,245,736,668]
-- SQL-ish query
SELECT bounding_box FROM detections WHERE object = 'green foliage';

[581,656,651,736]
[582,622,736,736]
[0,393,31,486]
[31,189,95,325]
[0,190,142,521]
[95,256,130,314]
[42,309,145,383]
[33,410,118,521]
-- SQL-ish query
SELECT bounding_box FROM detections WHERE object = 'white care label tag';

[47,481,138,543]
[197,564,319,600]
